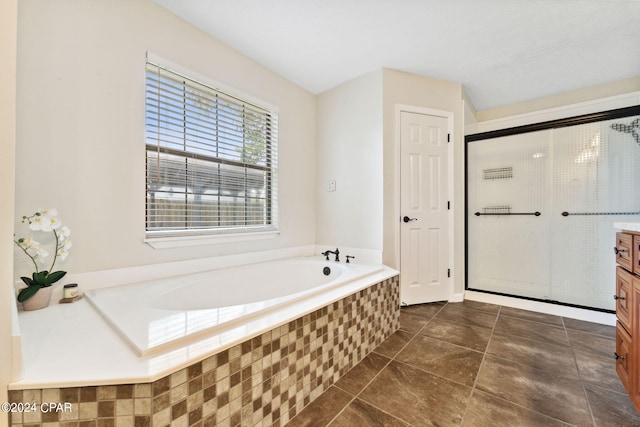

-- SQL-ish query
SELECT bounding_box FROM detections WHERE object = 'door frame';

[395,104,454,303]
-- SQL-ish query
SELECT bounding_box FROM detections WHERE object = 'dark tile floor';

[286,300,640,427]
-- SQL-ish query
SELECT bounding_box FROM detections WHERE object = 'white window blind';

[145,61,278,237]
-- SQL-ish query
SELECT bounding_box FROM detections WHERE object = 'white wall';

[316,68,465,295]
[316,70,384,257]
[1,0,17,421]
[15,0,317,275]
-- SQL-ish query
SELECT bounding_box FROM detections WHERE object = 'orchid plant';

[14,209,72,302]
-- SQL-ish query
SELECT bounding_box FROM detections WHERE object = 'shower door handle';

[403,216,417,223]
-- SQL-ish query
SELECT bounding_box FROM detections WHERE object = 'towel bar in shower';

[474,211,541,216]
[561,211,640,216]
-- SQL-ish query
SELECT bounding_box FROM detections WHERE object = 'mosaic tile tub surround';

[8,275,399,427]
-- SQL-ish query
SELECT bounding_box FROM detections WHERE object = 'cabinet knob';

[614,294,626,301]
[615,352,626,360]
[614,247,628,255]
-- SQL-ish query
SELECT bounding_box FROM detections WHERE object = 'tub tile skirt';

[9,275,399,427]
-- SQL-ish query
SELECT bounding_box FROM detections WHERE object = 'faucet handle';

[346,255,355,263]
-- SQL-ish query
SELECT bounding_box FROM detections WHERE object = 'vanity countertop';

[614,222,640,232]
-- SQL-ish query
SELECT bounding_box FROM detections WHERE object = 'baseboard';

[449,292,464,303]
[464,290,616,326]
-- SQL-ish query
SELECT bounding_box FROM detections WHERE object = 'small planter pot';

[22,286,53,311]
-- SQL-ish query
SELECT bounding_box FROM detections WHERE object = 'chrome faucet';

[322,248,340,262]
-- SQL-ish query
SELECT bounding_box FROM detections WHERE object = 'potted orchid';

[14,209,72,310]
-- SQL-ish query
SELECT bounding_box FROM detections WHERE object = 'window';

[145,61,278,240]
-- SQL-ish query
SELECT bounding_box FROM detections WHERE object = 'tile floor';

[285,300,640,427]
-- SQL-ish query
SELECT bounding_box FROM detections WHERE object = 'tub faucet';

[322,248,340,262]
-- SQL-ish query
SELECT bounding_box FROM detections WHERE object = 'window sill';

[144,230,279,249]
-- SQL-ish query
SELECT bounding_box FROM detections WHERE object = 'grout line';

[563,316,598,427]
[378,304,445,358]
[386,358,477,390]
[329,303,448,426]
[329,342,405,425]
[498,313,567,329]
[322,392,357,427]
[473,307,583,426]
[464,387,580,427]
[300,301,622,427]
[353,302,486,424]
[459,304,501,425]
[320,305,408,426]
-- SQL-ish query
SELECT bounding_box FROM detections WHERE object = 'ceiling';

[153,0,640,112]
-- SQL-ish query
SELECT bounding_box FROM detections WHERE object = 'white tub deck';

[11,252,397,389]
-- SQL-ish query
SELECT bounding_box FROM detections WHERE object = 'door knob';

[403,216,417,223]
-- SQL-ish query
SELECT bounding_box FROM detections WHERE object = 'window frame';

[144,55,279,247]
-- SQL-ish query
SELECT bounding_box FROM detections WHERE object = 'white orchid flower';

[57,238,72,252]
[17,237,34,250]
[18,237,44,258]
[40,208,58,217]
[59,226,71,238]
[15,208,71,290]
[29,214,52,231]
[49,216,62,230]
[36,247,49,259]
[56,248,69,261]
[26,241,48,260]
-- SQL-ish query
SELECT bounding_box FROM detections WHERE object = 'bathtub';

[86,256,385,356]
[13,253,399,427]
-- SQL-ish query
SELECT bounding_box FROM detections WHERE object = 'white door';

[400,110,450,304]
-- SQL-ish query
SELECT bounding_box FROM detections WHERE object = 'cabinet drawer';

[616,321,633,395]
[634,236,640,276]
[616,232,633,270]
[617,267,633,333]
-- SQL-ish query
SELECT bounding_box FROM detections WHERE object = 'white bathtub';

[86,256,384,356]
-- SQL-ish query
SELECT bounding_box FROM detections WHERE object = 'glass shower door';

[467,113,640,311]
[548,118,640,310]
[467,129,552,301]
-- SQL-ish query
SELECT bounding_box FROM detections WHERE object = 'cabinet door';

[617,321,632,394]
[632,277,640,412]
[617,267,633,332]
[616,232,633,271]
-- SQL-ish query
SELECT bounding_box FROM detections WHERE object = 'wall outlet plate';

[327,180,336,192]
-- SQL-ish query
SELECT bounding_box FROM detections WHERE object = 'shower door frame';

[464,104,640,313]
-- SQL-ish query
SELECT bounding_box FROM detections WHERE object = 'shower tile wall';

[8,276,399,427]
[467,115,640,311]
[468,130,550,299]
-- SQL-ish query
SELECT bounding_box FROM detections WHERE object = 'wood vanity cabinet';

[615,230,640,411]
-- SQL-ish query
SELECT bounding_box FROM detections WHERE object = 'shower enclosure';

[466,107,640,311]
